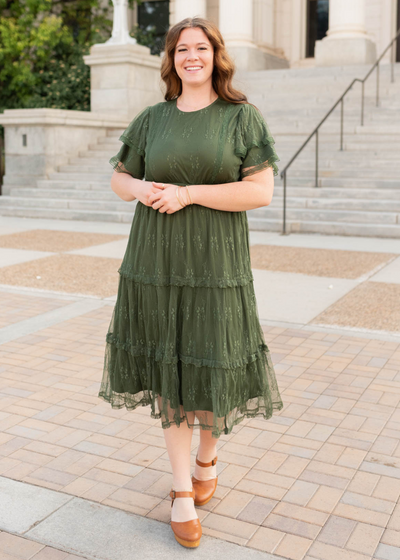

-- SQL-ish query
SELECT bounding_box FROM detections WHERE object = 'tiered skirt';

[98,202,284,438]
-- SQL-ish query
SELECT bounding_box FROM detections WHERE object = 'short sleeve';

[109,105,151,180]
[235,103,280,179]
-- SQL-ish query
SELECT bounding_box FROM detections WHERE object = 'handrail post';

[376,62,380,107]
[282,170,287,235]
[315,129,319,188]
[340,98,344,150]
[391,40,395,83]
[361,81,364,126]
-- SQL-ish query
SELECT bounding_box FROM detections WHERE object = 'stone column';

[219,0,265,71]
[83,44,163,120]
[172,0,207,24]
[315,0,376,66]
[83,0,163,120]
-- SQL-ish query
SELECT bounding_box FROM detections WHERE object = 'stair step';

[276,177,400,188]
[88,143,119,151]
[36,180,111,190]
[48,172,113,181]
[0,206,135,223]
[59,165,112,173]
[248,207,398,225]
[268,197,400,212]
[272,186,400,199]
[0,195,135,213]
[10,188,118,201]
[275,168,400,179]
[246,215,400,238]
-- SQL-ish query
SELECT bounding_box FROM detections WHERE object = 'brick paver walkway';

[0,218,399,559]
[1,293,400,559]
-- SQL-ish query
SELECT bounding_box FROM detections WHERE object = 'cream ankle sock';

[193,455,217,481]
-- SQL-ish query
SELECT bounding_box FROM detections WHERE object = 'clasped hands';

[147,181,191,214]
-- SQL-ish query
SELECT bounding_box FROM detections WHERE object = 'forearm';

[188,179,272,212]
[111,171,148,202]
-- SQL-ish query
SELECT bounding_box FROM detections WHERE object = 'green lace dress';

[98,96,284,438]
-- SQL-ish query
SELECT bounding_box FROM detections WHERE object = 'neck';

[178,87,218,110]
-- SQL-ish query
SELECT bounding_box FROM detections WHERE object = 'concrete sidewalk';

[0,216,399,560]
[0,216,399,339]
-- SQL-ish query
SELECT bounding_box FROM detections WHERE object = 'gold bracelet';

[186,185,193,205]
[178,187,187,207]
[182,187,189,207]
[176,186,185,208]
[181,186,189,206]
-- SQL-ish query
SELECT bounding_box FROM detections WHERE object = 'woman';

[99,16,284,549]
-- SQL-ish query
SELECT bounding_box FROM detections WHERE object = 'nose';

[186,49,199,61]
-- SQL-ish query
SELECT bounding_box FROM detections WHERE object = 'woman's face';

[174,27,214,90]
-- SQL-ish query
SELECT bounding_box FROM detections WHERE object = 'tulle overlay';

[99,203,284,438]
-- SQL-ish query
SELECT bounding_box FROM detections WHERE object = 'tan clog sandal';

[191,455,218,506]
[170,488,202,548]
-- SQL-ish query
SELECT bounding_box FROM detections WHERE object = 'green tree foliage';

[0,0,150,119]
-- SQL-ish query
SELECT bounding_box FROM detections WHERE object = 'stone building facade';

[121,0,400,70]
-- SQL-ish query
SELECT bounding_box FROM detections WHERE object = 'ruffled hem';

[109,156,133,174]
[98,388,284,437]
[118,268,254,288]
[106,333,270,369]
[98,343,284,438]
[242,157,280,178]
[235,103,280,178]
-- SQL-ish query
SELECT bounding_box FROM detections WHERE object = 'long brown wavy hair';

[160,17,250,106]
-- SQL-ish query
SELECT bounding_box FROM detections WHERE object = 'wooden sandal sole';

[174,534,201,548]
[194,493,214,506]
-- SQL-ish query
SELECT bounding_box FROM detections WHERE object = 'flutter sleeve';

[109,105,151,180]
[235,103,280,179]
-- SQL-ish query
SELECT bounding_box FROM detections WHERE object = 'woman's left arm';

[185,165,274,212]
[149,165,274,213]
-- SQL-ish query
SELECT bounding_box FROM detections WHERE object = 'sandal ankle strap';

[195,455,218,468]
[170,488,195,505]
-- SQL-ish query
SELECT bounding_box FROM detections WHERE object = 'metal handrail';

[279,27,400,235]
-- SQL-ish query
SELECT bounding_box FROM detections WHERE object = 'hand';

[148,182,189,214]
[134,182,165,207]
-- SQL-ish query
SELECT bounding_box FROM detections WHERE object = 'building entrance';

[306,0,329,58]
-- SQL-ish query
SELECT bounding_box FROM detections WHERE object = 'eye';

[177,47,208,52]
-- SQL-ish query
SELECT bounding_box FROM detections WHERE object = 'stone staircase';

[0,132,138,223]
[236,63,400,237]
[0,62,399,236]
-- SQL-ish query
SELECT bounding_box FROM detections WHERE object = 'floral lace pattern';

[99,276,284,438]
[100,97,284,437]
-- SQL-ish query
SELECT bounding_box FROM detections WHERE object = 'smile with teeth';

[185,66,203,71]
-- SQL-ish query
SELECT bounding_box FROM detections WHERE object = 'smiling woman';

[99,15,283,549]
[173,28,218,110]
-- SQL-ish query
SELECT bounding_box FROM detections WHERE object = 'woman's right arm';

[111,171,154,205]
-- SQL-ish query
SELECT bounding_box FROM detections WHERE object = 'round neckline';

[174,96,220,114]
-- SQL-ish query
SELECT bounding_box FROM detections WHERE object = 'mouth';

[184,66,203,73]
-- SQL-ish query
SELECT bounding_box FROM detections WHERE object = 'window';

[137,0,169,55]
